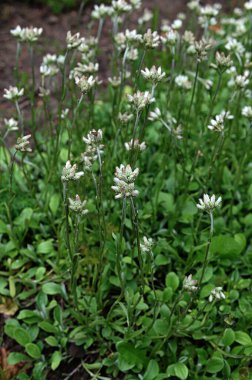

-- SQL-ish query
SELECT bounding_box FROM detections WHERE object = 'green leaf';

[165,272,179,291]
[37,240,54,254]
[117,341,145,371]
[45,336,58,347]
[167,363,188,379]
[222,328,235,346]
[174,363,189,379]
[153,319,169,336]
[42,282,62,296]
[211,235,243,259]
[235,331,252,346]
[25,343,42,359]
[39,321,58,333]
[7,352,29,365]
[51,351,62,370]
[206,357,224,373]
[14,327,31,346]
[144,359,159,380]
[49,194,60,216]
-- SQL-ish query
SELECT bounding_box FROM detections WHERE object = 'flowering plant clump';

[1,1,252,379]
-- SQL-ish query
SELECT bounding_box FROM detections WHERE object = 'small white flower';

[197,194,222,213]
[242,106,252,119]
[66,31,83,49]
[208,111,233,133]
[4,118,18,132]
[171,19,183,30]
[128,91,155,111]
[161,27,178,46]
[245,0,252,10]
[61,161,84,182]
[225,37,245,55]
[235,72,250,88]
[175,75,192,90]
[112,0,132,15]
[141,66,166,83]
[129,0,142,9]
[75,75,97,93]
[183,274,198,293]
[108,76,121,88]
[127,48,139,61]
[209,287,225,302]
[69,195,88,215]
[138,9,153,25]
[10,26,43,43]
[140,236,153,254]
[112,164,139,199]
[3,86,24,101]
[143,29,160,49]
[15,135,32,152]
[61,108,69,120]
[124,139,146,151]
[91,4,112,19]
[148,107,161,121]
[187,0,200,11]
[119,112,134,124]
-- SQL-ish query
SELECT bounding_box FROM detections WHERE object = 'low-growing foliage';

[1,0,252,379]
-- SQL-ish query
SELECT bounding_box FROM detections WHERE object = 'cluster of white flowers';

[68,195,88,215]
[112,164,139,199]
[91,4,112,19]
[197,194,222,213]
[124,139,146,151]
[209,287,225,302]
[3,86,24,101]
[4,118,19,133]
[183,275,198,293]
[128,91,155,111]
[119,112,134,124]
[66,31,83,50]
[10,26,43,43]
[81,129,104,171]
[15,135,32,152]
[61,161,84,182]
[242,106,252,119]
[208,111,234,133]
[143,29,160,49]
[175,75,192,90]
[140,236,153,254]
[40,54,64,77]
[75,75,98,93]
[141,66,166,83]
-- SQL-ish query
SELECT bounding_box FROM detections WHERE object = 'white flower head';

[141,66,166,83]
[245,0,252,10]
[225,37,245,55]
[112,164,139,199]
[197,194,222,213]
[61,161,84,182]
[66,31,83,50]
[172,19,183,30]
[11,26,43,43]
[69,195,88,215]
[242,106,252,119]
[128,91,155,111]
[143,29,160,49]
[149,107,162,121]
[75,75,97,93]
[125,139,146,151]
[138,9,153,25]
[3,86,24,101]
[15,135,32,152]
[119,112,134,124]
[129,0,142,9]
[91,4,112,19]
[175,75,192,90]
[4,118,19,132]
[209,287,225,302]
[112,0,132,15]
[183,274,198,293]
[235,72,250,88]
[208,111,233,133]
[161,27,178,46]
[140,236,154,254]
